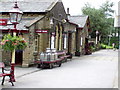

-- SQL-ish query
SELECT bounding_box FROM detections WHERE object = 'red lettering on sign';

[0,19,7,26]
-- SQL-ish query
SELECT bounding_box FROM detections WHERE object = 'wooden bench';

[64,55,71,62]
[57,51,72,62]
[64,55,71,59]
[0,62,14,86]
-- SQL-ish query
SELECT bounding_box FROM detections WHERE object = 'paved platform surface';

[0,49,118,88]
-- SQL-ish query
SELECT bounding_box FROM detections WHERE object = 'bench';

[0,62,14,86]
[57,51,72,62]
[63,55,72,62]
[64,55,71,59]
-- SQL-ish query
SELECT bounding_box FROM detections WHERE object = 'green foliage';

[101,43,113,49]
[0,34,27,51]
[89,42,97,52]
[110,37,119,49]
[90,46,96,52]
[76,49,80,52]
[100,1,114,17]
[82,1,115,44]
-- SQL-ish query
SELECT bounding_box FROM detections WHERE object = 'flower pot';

[75,51,80,56]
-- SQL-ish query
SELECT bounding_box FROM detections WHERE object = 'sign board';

[36,30,48,33]
[0,19,7,26]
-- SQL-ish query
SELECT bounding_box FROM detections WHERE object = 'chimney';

[67,8,70,16]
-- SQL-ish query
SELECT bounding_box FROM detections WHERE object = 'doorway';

[15,50,23,65]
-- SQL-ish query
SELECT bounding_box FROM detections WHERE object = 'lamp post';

[9,2,23,81]
[108,34,112,46]
[96,30,99,44]
[117,29,120,50]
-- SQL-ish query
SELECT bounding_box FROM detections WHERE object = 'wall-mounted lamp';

[50,18,53,25]
[62,19,67,24]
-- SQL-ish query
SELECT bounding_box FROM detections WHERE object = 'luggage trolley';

[36,48,64,69]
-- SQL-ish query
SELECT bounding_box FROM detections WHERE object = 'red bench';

[64,55,71,58]
[0,62,14,86]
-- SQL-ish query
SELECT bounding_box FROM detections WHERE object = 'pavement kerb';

[16,69,41,78]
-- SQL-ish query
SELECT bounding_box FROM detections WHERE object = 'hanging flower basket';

[0,34,27,51]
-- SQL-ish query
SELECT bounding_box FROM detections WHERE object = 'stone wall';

[80,24,89,55]
[22,25,35,67]
[71,32,76,55]
[64,22,76,55]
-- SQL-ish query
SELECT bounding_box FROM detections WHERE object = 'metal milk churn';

[47,53,51,61]
[51,52,55,61]
[40,52,44,60]
[46,48,51,52]
[44,53,47,61]
[54,52,58,60]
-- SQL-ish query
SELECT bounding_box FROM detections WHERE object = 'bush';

[90,46,96,52]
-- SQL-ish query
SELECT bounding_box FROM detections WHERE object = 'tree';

[82,1,115,45]
[100,1,114,17]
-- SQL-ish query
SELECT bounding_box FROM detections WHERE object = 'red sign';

[36,30,48,33]
[0,19,7,26]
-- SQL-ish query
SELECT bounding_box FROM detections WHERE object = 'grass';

[101,43,113,49]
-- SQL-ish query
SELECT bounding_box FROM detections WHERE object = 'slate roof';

[0,0,59,13]
[0,17,36,30]
[68,15,89,28]
[25,15,45,27]
[0,0,60,30]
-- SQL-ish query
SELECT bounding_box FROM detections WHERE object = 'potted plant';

[0,34,27,51]
[75,50,80,56]
[66,52,73,59]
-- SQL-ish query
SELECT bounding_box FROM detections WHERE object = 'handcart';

[35,58,63,69]
[35,48,65,69]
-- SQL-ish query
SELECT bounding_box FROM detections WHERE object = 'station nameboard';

[36,30,48,33]
[0,19,7,26]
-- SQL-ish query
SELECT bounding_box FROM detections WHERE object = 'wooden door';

[15,50,23,65]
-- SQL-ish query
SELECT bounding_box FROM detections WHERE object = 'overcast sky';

[62,0,119,15]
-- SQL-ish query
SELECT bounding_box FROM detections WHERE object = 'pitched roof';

[0,0,59,13]
[0,0,60,30]
[0,17,36,30]
[68,15,89,28]
[25,15,45,27]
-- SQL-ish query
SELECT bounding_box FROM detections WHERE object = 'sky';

[62,0,119,15]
